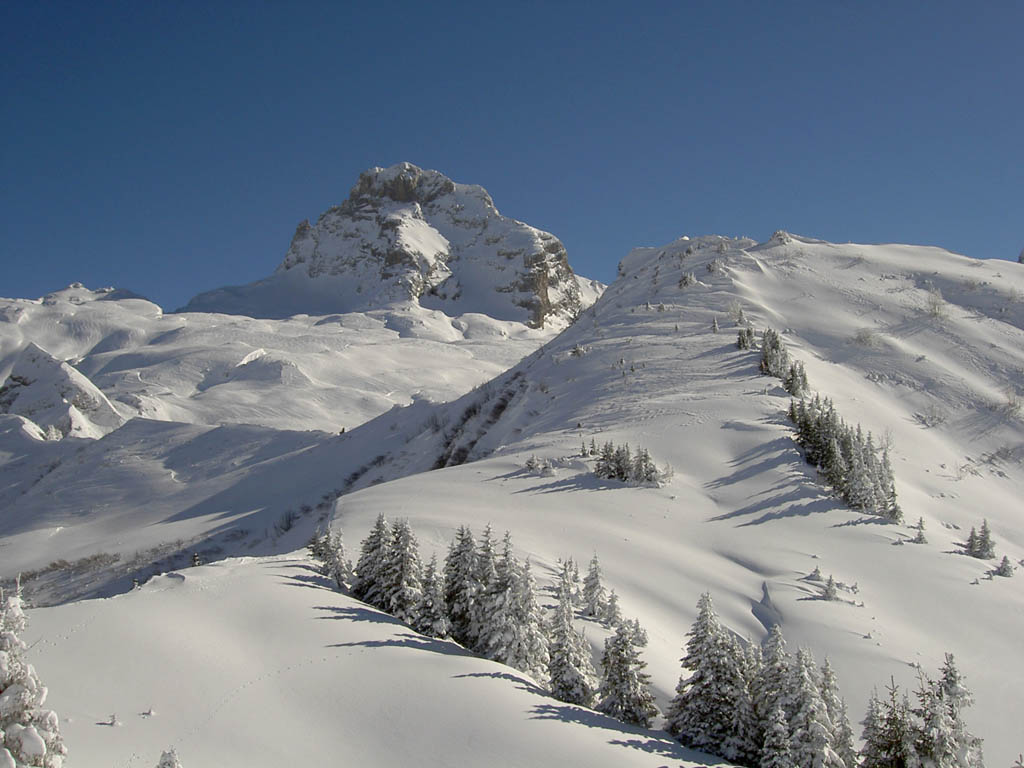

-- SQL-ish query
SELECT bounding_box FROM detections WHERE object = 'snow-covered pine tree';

[965,527,979,558]
[738,329,752,350]
[505,559,550,683]
[612,444,632,481]
[477,532,520,665]
[823,575,838,601]
[307,527,330,570]
[784,647,843,768]
[602,588,622,626]
[760,328,790,378]
[382,519,423,624]
[936,653,984,768]
[994,555,1014,577]
[761,705,796,768]
[156,748,183,768]
[582,554,607,617]
[860,680,916,768]
[547,562,598,705]
[468,523,498,646]
[596,619,658,728]
[352,513,392,609]
[323,529,352,590]
[632,447,657,483]
[912,517,928,544]
[713,317,720,333]
[912,672,961,768]
[414,554,450,639]
[0,585,67,768]
[754,624,792,742]
[595,442,615,478]
[976,520,995,559]
[443,525,479,647]
[820,658,857,768]
[665,593,749,759]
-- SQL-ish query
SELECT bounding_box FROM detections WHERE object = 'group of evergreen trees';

[860,656,984,768]
[737,326,809,397]
[583,439,665,484]
[788,395,901,521]
[666,593,856,768]
[960,520,1015,577]
[0,583,67,768]
[665,594,983,768]
[311,518,658,723]
[963,520,996,560]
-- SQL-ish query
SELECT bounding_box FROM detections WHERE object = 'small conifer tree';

[582,555,607,617]
[156,749,183,768]
[352,513,392,609]
[415,554,451,638]
[912,517,928,544]
[994,555,1014,577]
[596,620,658,728]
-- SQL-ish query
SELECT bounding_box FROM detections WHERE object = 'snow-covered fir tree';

[443,525,479,647]
[994,555,1013,577]
[975,520,995,559]
[760,328,790,378]
[784,647,843,768]
[505,559,550,683]
[820,658,857,768]
[762,704,796,768]
[602,588,622,626]
[352,513,392,609]
[582,554,607,617]
[596,618,658,728]
[323,529,352,590]
[754,624,792,748]
[860,681,916,768]
[823,575,838,601]
[156,749,183,768]
[912,517,928,544]
[468,524,498,647]
[381,519,423,624]
[666,593,754,761]
[547,565,598,707]
[414,554,451,639]
[476,532,519,665]
[0,585,67,768]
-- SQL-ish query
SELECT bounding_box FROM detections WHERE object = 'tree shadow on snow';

[509,473,623,495]
[530,704,717,765]
[276,562,341,592]
[330,631,473,658]
[453,671,549,697]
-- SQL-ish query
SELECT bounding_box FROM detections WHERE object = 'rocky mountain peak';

[186,163,600,327]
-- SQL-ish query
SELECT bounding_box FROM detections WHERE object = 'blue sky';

[2,1,1021,309]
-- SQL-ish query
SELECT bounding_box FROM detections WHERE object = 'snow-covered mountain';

[184,162,602,327]
[4,228,1024,767]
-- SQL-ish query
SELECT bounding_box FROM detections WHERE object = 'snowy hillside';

[0,283,564,434]
[185,162,603,328]
[6,231,1024,766]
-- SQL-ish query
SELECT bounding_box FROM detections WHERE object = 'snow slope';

[26,554,723,768]
[7,232,1024,765]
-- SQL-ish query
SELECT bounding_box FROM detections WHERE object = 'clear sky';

[2,1,1021,310]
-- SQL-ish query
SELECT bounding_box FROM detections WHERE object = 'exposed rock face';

[186,163,598,327]
[0,343,125,439]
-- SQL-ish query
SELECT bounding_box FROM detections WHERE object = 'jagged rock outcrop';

[185,163,599,327]
[0,343,125,439]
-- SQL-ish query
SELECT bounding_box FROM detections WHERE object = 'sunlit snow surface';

[6,233,1024,765]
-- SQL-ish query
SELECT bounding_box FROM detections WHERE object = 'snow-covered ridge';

[185,162,603,327]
